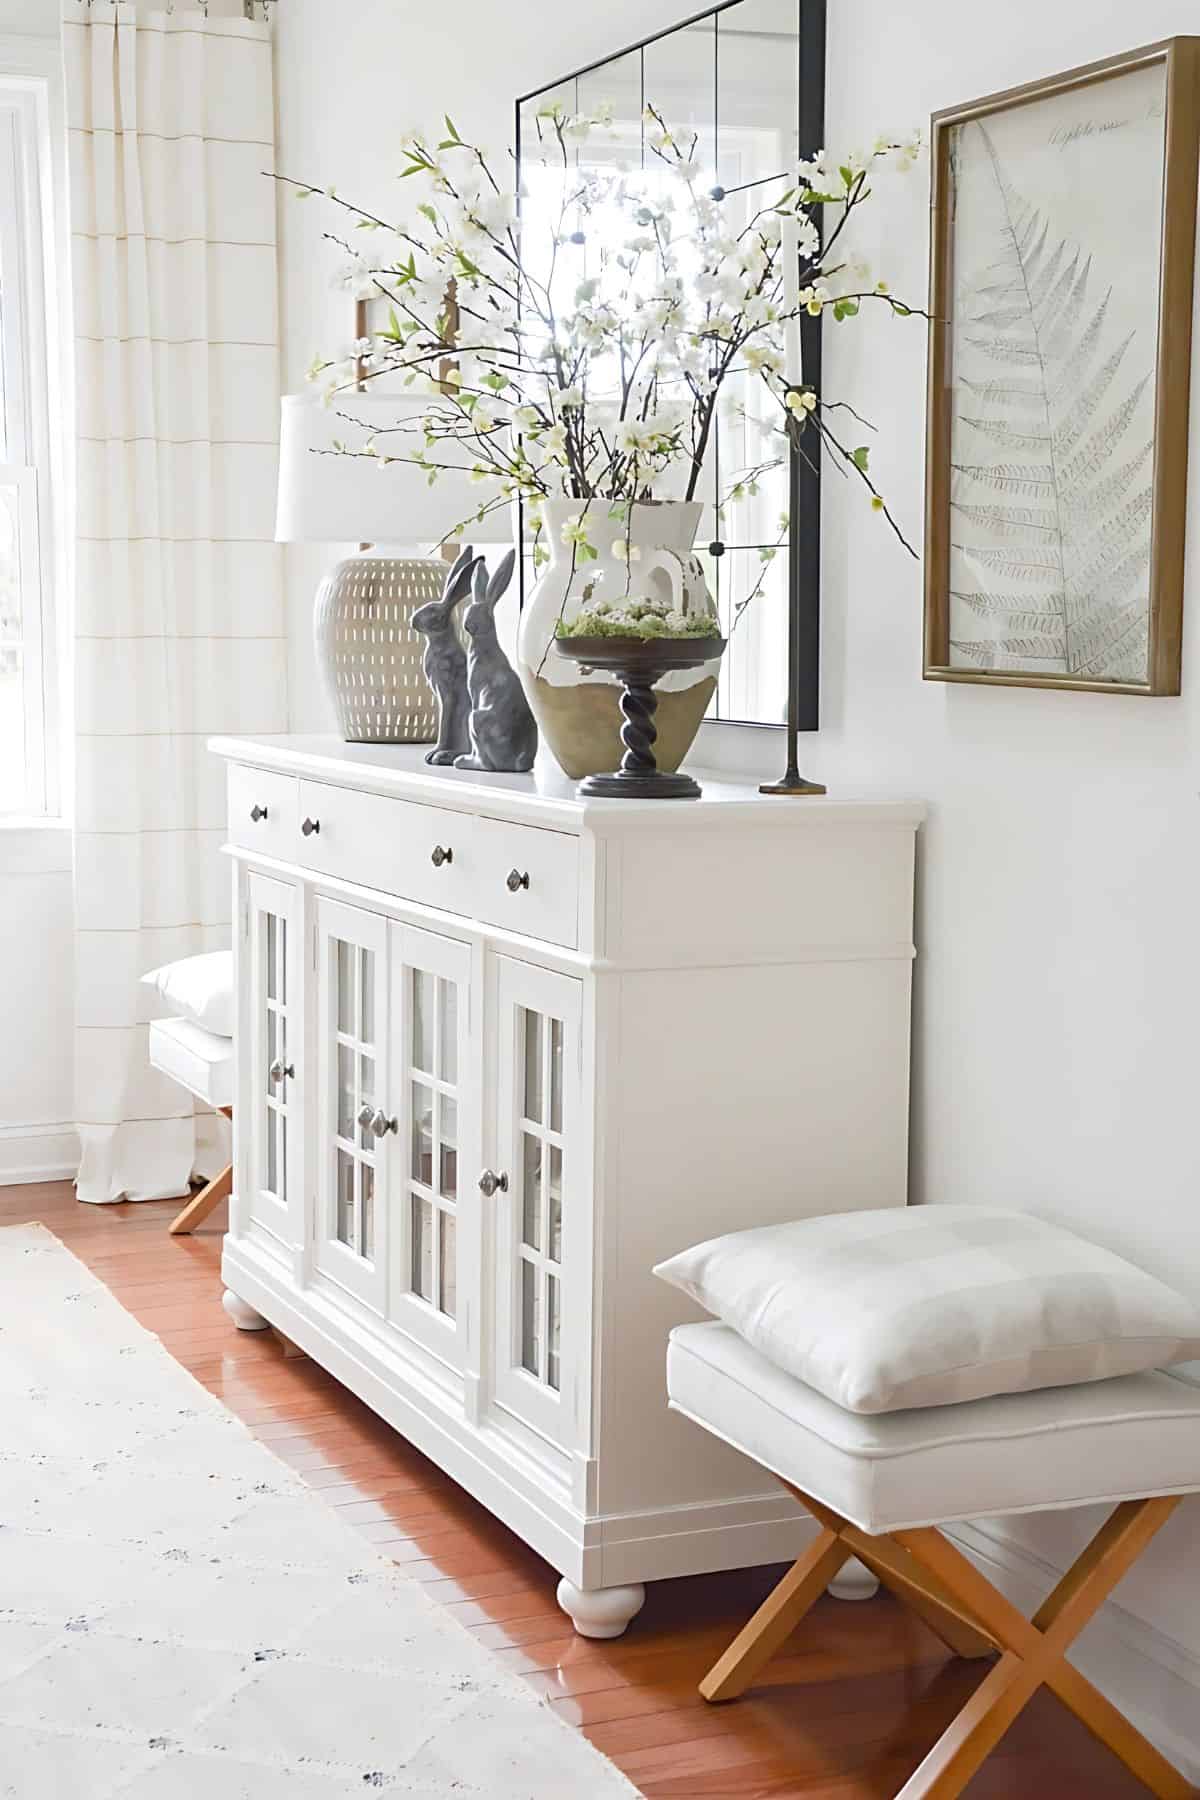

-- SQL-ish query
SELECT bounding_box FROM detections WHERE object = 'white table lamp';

[275,392,512,744]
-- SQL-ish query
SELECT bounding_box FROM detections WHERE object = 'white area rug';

[0,1223,637,1798]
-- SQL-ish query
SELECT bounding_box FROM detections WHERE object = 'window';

[0,71,60,818]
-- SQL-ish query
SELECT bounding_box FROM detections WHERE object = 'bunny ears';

[442,544,482,607]
[470,548,516,609]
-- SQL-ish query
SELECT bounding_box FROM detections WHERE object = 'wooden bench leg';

[700,1527,849,1702]
[168,1162,232,1235]
[895,1498,1191,1800]
[792,1484,997,1662]
[169,1105,233,1236]
[699,1485,1192,1800]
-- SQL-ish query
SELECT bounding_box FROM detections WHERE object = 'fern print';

[946,120,1155,682]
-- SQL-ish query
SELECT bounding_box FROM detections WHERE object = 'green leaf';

[417,203,438,226]
[444,114,462,144]
[851,446,870,472]
[839,165,854,188]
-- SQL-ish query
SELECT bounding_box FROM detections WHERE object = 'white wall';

[275,0,1200,1761]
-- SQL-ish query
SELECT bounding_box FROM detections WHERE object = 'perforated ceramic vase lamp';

[275,394,509,744]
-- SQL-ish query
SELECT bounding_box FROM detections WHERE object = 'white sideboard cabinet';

[212,734,922,1637]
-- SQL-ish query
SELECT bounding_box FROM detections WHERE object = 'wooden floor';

[1,1180,1159,1799]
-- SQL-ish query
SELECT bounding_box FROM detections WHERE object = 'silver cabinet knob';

[356,1102,375,1129]
[506,868,530,893]
[250,803,268,822]
[431,845,453,868]
[268,1058,294,1083]
[370,1108,398,1139]
[478,1168,508,1197]
[301,816,320,837]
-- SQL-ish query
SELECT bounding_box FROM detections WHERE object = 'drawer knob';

[250,803,268,822]
[478,1168,508,1198]
[369,1108,398,1139]
[268,1059,294,1084]
[301,816,320,837]
[431,845,453,868]
[506,868,530,893]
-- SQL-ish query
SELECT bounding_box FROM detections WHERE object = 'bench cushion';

[654,1206,1200,1414]
[667,1320,1200,1534]
[149,1016,234,1109]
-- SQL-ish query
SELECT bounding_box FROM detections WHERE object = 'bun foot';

[828,1555,880,1601]
[557,1578,646,1639]
[222,1288,269,1332]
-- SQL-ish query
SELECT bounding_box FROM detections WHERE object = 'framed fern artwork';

[924,39,1200,693]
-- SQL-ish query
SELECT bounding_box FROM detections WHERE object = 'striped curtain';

[63,0,287,1203]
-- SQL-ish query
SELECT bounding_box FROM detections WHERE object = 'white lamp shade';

[274,392,514,547]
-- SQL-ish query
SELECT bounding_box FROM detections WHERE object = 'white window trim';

[0,34,69,830]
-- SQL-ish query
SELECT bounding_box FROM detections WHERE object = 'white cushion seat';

[667,1320,1200,1535]
[149,1016,234,1110]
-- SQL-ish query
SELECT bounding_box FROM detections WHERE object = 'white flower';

[558,385,584,410]
[542,423,569,461]
[674,159,700,182]
[796,149,829,189]
[744,342,783,375]
[743,294,778,328]
[511,405,540,432]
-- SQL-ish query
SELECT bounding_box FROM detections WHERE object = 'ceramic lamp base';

[313,554,444,744]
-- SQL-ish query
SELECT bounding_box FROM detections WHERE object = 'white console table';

[212,734,922,1637]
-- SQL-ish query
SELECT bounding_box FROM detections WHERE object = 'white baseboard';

[0,1122,79,1185]
[951,1519,1200,1782]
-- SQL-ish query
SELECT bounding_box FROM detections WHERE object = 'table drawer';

[292,779,579,946]
[295,778,485,917]
[228,764,298,861]
[471,815,579,949]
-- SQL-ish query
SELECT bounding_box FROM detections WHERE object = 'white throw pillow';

[141,950,235,1038]
[653,1206,1200,1415]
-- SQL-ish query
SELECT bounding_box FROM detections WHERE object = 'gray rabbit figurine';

[454,550,539,774]
[411,546,481,766]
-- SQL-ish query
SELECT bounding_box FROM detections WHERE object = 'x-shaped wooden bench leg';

[169,1107,233,1236]
[700,1482,1192,1800]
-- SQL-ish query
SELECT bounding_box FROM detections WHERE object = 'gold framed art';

[923,38,1200,694]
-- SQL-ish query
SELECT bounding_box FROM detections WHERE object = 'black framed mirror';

[516,0,826,731]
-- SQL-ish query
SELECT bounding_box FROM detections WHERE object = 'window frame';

[0,40,65,825]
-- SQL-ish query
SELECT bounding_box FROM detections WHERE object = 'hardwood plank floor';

[0,1180,1154,1798]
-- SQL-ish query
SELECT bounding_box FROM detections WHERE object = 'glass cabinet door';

[244,870,301,1247]
[387,922,474,1372]
[313,896,390,1313]
[491,957,582,1449]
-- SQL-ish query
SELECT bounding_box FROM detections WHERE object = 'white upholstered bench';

[656,1206,1200,1798]
[144,953,235,1237]
[668,1320,1200,1800]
